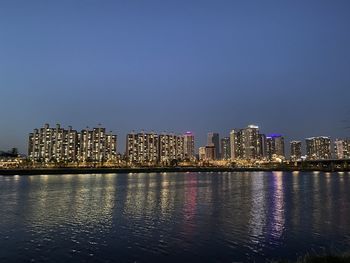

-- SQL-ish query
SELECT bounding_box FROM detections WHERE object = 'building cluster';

[27,123,350,165]
[126,131,195,165]
[28,124,117,163]
[199,125,285,162]
[290,137,347,161]
[199,126,349,162]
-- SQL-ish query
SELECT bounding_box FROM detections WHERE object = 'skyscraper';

[259,134,267,158]
[230,129,237,161]
[334,138,350,159]
[183,131,195,160]
[220,137,231,160]
[290,141,302,161]
[229,126,265,160]
[207,132,220,160]
[239,125,260,160]
[306,136,331,160]
[266,134,285,160]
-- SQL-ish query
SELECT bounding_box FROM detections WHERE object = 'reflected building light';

[182,174,198,239]
[271,171,285,238]
[124,175,147,217]
[160,177,174,219]
[291,172,301,228]
[124,174,158,219]
[248,174,266,243]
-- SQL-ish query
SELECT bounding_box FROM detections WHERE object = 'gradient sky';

[1,0,350,154]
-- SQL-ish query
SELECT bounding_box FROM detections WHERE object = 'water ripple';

[0,172,350,262]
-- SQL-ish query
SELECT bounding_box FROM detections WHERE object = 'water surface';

[1,172,350,262]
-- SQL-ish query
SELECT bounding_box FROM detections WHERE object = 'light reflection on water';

[1,172,350,262]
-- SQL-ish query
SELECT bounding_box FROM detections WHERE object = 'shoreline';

[0,166,349,175]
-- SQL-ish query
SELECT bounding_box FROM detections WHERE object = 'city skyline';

[24,123,349,161]
[1,1,350,154]
[1,2,350,262]
[2,121,349,155]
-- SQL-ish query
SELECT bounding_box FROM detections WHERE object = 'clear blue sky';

[0,0,350,154]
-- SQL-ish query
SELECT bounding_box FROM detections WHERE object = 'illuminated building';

[207,132,220,160]
[205,145,216,161]
[238,125,261,160]
[28,124,117,163]
[126,132,159,164]
[334,138,350,159]
[198,147,206,160]
[290,141,302,161]
[159,133,184,164]
[183,131,195,160]
[230,129,238,161]
[306,136,331,160]
[105,133,118,161]
[220,137,231,160]
[259,134,267,158]
[229,125,265,160]
[266,134,285,160]
[78,127,117,162]
[126,132,186,164]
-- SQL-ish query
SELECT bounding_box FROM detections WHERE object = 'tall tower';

[220,137,231,160]
[207,132,220,160]
[230,130,237,161]
[241,125,260,160]
[290,141,302,161]
[266,134,285,160]
[183,131,195,160]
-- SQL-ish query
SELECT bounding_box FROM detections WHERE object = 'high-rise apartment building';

[105,132,118,161]
[238,125,261,160]
[229,125,265,160]
[126,132,159,164]
[334,139,350,159]
[28,124,117,163]
[290,141,302,161]
[230,129,238,161]
[158,133,184,164]
[306,136,331,160]
[220,137,231,160]
[183,131,195,160]
[207,132,220,160]
[126,132,185,164]
[266,134,285,160]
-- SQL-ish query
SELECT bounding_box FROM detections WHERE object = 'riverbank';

[0,166,349,175]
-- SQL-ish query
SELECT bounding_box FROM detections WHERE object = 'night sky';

[1,1,350,154]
